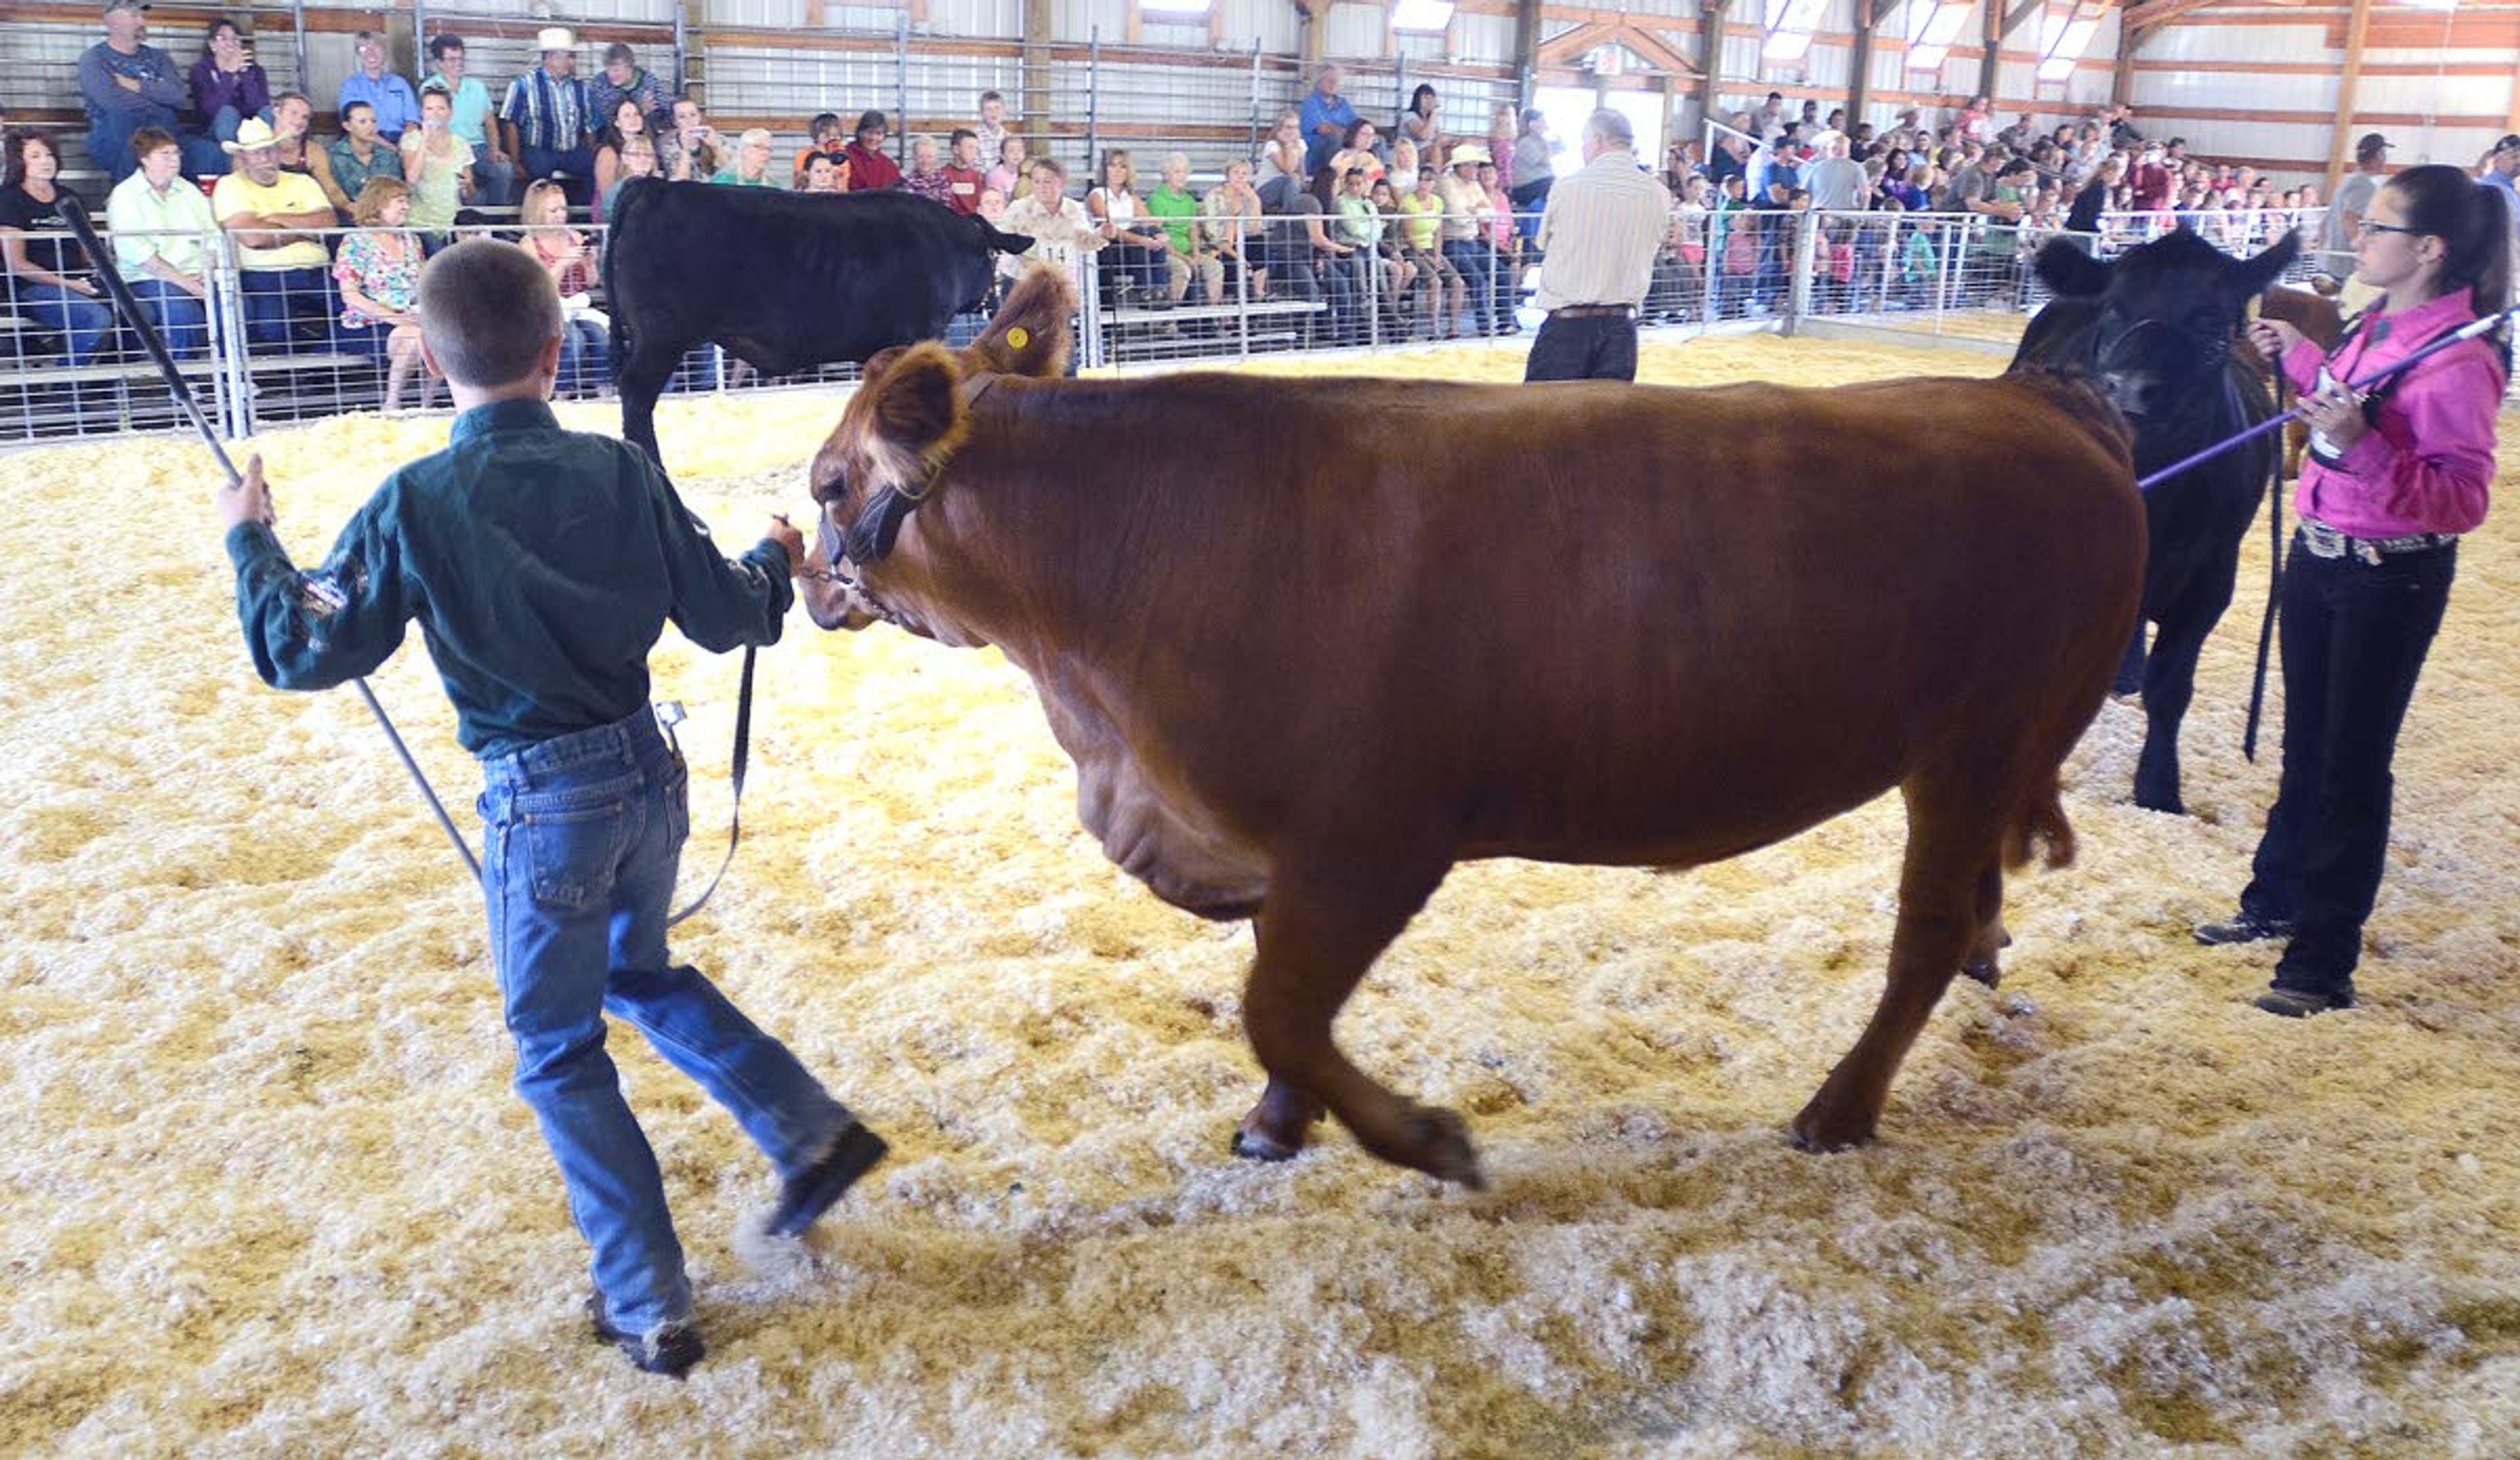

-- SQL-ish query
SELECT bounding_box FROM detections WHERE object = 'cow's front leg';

[1230,1077,1324,1161]
[2132,570,2236,815]
[1239,855,1480,1186]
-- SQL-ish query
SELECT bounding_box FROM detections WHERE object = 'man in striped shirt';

[502,27,597,209]
[1524,109,1672,383]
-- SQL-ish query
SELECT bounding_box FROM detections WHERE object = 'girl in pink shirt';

[2206,164,2506,1016]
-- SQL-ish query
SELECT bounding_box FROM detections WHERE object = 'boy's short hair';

[416,240,561,389]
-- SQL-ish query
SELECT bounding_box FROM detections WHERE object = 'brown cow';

[799,268,2146,1187]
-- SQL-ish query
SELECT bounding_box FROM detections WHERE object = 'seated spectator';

[663,96,724,184]
[1,131,117,367]
[1198,156,1265,302]
[998,158,1104,285]
[1085,149,1167,305]
[83,0,225,184]
[1437,144,1495,335]
[711,129,779,188]
[940,130,985,214]
[1314,118,1385,210]
[1344,169,1413,332]
[985,133,1027,200]
[1395,164,1457,335]
[604,131,659,217]
[1478,156,1520,333]
[797,152,843,194]
[903,136,954,206]
[106,126,217,358]
[268,92,346,211]
[589,43,671,138]
[1388,137,1419,192]
[1399,85,1442,167]
[593,96,652,202]
[337,31,419,146]
[423,33,516,207]
[793,112,847,188]
[190,17,272,146]
[213,118,343,347]
[1257,111,1307,204]
[329,102,403,223]
[976,186,1006,221]
[1143,152,1211,305]
[503,28,598,207]
[401,84,475,239]
[333,176,430,409]
[517,179,608,394]
[975,90,1011,166]
[844,110,902,192]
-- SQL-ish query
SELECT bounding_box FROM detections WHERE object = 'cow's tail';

[2004,772,2078,872]
[600,177,662,369]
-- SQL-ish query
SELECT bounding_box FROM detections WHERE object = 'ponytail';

[2385,163,2513,365]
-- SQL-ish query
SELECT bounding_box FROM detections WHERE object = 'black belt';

[1549,304,1637,319]
[2296,518,2457,565]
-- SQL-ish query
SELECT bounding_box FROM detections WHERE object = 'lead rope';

[55,194,484,881]
[666,647,753,926]
[2242,360,2286,763]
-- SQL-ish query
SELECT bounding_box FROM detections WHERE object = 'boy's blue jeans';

[479,707,853,1335]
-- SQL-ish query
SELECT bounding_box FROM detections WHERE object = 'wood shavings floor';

[3,335,2515,1457]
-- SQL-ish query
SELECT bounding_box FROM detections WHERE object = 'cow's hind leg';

[1792,782,2003,1151]
[2113,620,2148,697]
[617,343,682,466]
[1236,857,1482,1186]
[1232,1077,1324,1161]
[1961,857,2009,989]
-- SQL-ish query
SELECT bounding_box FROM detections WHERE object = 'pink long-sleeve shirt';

[2280,286,2502,538]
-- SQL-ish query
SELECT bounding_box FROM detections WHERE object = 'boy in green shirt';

[219,240,885,1378]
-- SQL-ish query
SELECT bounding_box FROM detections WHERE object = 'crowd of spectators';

[11,24,2471,408]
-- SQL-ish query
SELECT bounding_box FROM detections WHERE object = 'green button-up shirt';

[103,169,216,277]
[226,398,794,760]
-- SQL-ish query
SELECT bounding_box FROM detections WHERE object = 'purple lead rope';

[2132,305,2516,492]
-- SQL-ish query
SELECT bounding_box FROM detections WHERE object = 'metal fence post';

[1085,27,1100,184]
[671,2,690,95]
[895,11,910,165]
[1931,217,1956,335]
[213,231,253,440]
[289,0,308,115]
[1786,209,1817,332]
[1248,40,1263,160]
[411,0,427,75]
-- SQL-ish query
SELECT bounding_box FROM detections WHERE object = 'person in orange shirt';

[791,111,849,190]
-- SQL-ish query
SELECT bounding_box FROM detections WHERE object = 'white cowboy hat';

[1448,141,1492,167]
[536,26,576,52]
[219,116,297,154]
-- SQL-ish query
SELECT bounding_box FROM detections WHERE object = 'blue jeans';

[478,708,853,1333]
[236,266,341,347]
[471,154,520,209]
[558,316,610,395]
[522,142,597,208]
[210,104,276,144]
[11,280,116,366]
[89,112,226,184]
[125,276,209,359]
[1442,240,1493,333]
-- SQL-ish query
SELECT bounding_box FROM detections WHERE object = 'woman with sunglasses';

[2202,165,2506,1017]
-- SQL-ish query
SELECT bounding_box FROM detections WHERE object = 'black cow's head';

[2032,227,2298,423]
[959,215,1036,312]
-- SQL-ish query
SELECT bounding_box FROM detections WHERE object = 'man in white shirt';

[1524,109,1672,382]
[1805,132,1868,213]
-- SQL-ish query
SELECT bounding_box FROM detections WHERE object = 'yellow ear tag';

[1007,326,1030,351]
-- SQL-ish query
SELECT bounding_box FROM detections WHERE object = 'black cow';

[2011,227,2296,814]
[600,179,1033,465]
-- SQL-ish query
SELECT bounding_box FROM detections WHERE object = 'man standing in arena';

[1524,110,1670,383]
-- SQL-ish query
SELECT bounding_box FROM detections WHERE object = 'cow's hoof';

[1962,953,2002,989]
[1402,1106,1486,1190]
[1229,1125,1305,1163]
[1788,1102,1878,1153]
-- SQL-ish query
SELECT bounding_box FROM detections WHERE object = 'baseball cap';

[102,0,149,14]
[2495,134,2520,154]
[2357,132,2393,157]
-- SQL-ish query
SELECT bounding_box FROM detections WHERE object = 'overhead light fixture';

[1391,0,1456,31]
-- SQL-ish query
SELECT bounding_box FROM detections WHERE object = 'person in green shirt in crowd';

[711,127,780,188]
[217,239,887,1380]
[1143,151,1211,305]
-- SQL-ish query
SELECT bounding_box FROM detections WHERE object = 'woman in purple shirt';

[2200,163,2506,1017]
[189,18,272,144]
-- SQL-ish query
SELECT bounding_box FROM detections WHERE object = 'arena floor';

[3,334,2515,1456]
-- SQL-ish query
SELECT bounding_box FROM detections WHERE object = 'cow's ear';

[971,265,1074,379]
[860,341,969,482]
[861,345,910,387]
[2032,238,2111,299]
[2232,230,2301,300]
